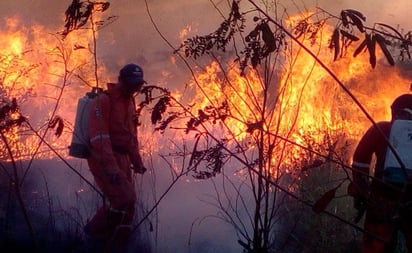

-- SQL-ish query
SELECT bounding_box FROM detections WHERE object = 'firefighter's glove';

[131,163,147,175]
[130,154,146,174]
[106,172,121,185]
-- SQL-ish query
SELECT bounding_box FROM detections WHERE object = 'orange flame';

[184,13,410,171]
[0,16,103,161]
[1,10,410,170]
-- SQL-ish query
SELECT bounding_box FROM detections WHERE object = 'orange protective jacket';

[87,82,141,172]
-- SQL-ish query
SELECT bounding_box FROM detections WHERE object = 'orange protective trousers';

[87,152,136,233]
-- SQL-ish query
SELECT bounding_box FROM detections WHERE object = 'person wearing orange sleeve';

[84,63,147,250]
[348,94,412,252]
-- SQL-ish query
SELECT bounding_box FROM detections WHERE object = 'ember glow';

[182,13,410,171]
[1,2,412,252]
[0,16,102,160]
[188,61,263,140]
[1,9,410,171]
[278,13,409,141]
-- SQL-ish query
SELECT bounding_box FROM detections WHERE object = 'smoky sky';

[0,0,411,85]
[1,1,411,46]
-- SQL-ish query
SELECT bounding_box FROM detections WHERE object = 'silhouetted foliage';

[0,98,26,132]
[177,0,246,58]
[48,115,64,137]
[246,120,263,134]
[239,19,286,74]
[151,96,171,125]
[178,5,410,73]
[178,0,289,75]
[135,85,172,127]
[189,137,226,180]
[400,32,412,60]
[154,113,179,133]
[325,9,412,68]
[185,101,229,134]
[340,9,366,32]
[312,186,338,214]
[293,19,326,44]
[62,0,115,38]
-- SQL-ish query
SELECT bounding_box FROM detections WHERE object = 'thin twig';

[0,130,38,249]
[26,122,104,198]
[132,155,192,232]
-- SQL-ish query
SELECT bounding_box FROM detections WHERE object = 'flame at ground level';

[0,16,106,161]
[0,13,410,173]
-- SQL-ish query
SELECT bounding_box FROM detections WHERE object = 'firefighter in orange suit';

[348,94,412,252]
[84,63,147,247]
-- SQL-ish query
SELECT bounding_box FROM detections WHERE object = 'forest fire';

[3,2,412,253]
[183,14,411,172]
[0,16,98,161]
[1,10,410,171]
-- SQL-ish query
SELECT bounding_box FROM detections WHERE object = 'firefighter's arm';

[347,126,377,221]
[88,94,120,180]
[348,158,369,215]
[348,126,375,198]
[348,124,376,217]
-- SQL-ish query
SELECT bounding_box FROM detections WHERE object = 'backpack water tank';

[383,119,412,183]
[69,87,103,158]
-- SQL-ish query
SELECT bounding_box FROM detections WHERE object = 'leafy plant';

[61,0,118,88]
[62,0,111,37]
[239,18,286,74]
[48,115,64,137]
[330,9,409,68]
[0,98,26,132]
[178,0,245,59]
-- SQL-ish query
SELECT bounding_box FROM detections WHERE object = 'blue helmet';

[119,63,146,86]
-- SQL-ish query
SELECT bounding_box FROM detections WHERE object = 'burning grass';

[1,1,412,252]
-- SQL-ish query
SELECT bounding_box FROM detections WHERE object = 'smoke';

[1,0,411,87]
[4,158,242,252]
[2,0,412,252]
[146,163,242,253]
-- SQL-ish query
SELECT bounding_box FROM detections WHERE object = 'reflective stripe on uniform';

[352,161,370,168]
[109,207,127,214]
[90,134,111,143]
[404,108,412,116]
